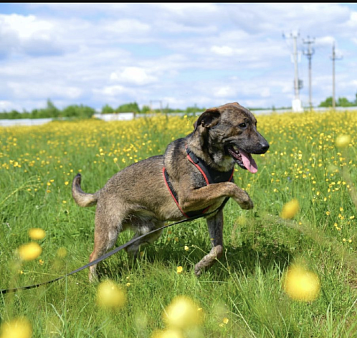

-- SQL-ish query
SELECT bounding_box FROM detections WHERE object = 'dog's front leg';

[194,209,224,276]
[180,182,253,212]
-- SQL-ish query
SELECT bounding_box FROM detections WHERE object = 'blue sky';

[0,3,357,112]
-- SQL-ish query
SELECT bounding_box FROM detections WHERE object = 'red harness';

[163,147,234,219]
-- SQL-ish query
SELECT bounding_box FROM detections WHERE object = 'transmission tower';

[283,31,303,112]
[303,36,315,110]
[330,42,343,110]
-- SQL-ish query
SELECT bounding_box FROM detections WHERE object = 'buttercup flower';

[18,242,42,261]
[151,328,184,338]
[0,317,32,338]
[96,279,127,309]
[283,264,320,302]
[28,228,46,240]
[335,134,351,148]
[163,295,203,329]
[281,199,300,219]
[56,247,67,258]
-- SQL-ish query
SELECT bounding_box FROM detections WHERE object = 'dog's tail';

[72,173,98,207]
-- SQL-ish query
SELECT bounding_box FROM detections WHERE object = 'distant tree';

[43,99,60,118]
[319,96,355,108]
[8,110,21,119]
[30,108,45,119]
[318,97,333,107]
[185,105,205,114]
[337,97,354,107]
[116,102,140,113]
[141,105,151,114]
[101,104,115,114]
[61,105,96,119]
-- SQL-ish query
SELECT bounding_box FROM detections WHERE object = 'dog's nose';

[260,142,269,153]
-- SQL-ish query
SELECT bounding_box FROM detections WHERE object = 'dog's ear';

[194,108,221,131]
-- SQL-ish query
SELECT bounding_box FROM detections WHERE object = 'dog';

[72,102,269,281]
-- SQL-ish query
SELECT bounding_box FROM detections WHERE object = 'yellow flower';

[283,264,320,302]
[56,247,67,258]
[184,246,189,251]
[222,317,229,324]
[150,329,184,338]
[28,228,46,240]
[335,134,351,148]
[0,317,32,338]
[18,242,42,261]
[177,266,183,274]
[96,280,127,309]
[163,296,203,329]
[281,199,300,219]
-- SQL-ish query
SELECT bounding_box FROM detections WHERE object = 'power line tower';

[303,36,315,111]
[149,100,163,113]
[330,42,343,110]
[283,31,303,112]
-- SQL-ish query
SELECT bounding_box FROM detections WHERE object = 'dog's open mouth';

[227,146,258,173]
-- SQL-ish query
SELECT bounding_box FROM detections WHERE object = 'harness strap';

[163,167,210,218]
[186,147,234,184]
[163,146,234,219]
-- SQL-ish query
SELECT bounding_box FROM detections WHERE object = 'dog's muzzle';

[227,140,269,174]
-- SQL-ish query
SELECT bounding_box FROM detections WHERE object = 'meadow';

[0,110,357,337]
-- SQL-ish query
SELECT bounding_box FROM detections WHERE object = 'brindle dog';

[72,102,269,281]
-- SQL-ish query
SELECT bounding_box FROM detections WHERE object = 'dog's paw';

[240,198,254,210]
[234,191,254,210]
[194,265,203,277]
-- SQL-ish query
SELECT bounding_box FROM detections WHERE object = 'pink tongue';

[240,149,258,173]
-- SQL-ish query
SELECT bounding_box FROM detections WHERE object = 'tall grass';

[0,111,357,337]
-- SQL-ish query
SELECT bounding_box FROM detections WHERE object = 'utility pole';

[283,31,303,112]
[330,42,342,110]
[303,36,315,111]
[149,100,163,113]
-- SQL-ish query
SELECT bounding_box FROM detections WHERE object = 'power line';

[303,36,315,110]
[330,42,343,110]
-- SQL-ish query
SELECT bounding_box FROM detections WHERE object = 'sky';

[0,3,357,112]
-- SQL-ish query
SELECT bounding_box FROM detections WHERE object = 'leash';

[0,207,224,294]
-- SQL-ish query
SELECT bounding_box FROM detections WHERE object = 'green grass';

[1,112,357,337]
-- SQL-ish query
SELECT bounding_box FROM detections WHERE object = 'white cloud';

[210,46,234,57]
[110,67,158,86]
[1,3,357,111]
[102,19,151,35]
[96,85,128,97]
[0,14,62,56]
[214,86,238,98]
[0,101,14,110]
[0,14,53,40]
[8,82,82,100]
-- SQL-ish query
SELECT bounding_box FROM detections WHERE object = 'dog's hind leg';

[88,206,125,282]
[125,218,164,259]
[194,209,224,277]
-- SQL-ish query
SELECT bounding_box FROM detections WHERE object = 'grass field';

[1,110,357,337]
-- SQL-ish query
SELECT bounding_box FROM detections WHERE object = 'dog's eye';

[239,123,247,129]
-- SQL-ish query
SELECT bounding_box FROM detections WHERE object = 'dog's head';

[193,102,269,173]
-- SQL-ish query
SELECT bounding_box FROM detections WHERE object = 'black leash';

[0,207,225,294]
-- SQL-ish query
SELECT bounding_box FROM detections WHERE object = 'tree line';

[1,96,356,120]
[318,94,357,108]
[0,100,205,120]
